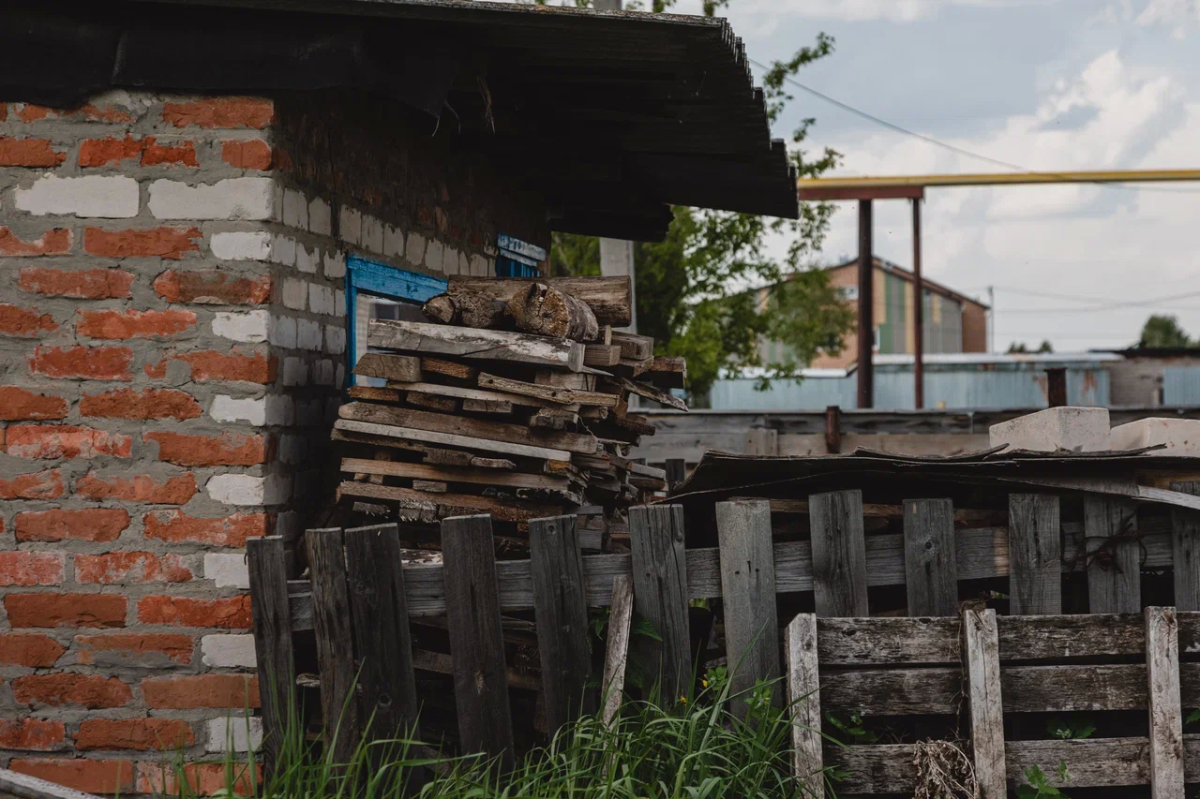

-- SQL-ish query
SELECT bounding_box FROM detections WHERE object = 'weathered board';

[368,319,584,372]
[903,498,959,616]
[306,528,359,762]
[247,536,293,774]
[809,490,868,617]
[629,505,691,701]
[1008,493,1061,615]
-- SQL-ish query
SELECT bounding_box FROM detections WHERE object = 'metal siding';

[1164,367,1200,405]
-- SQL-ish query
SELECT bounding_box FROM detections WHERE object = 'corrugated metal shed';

[1164,367,1200,405]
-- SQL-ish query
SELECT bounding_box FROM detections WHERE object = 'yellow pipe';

[798,169,1200,189]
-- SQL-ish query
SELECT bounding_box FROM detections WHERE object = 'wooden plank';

[421,356,478,381]
[447,276,633,327]
[1172,482,1200,611]
[604,375,688,412]
[818,617,959,666]
[610,331,654,360]
[601,574,634,726]
[530,515,594,735]
[337,482,562,524]
[821,667,959,715]
[784,614,823,797]
[385,380,562,409]
[440,515,514,767]
[1007,738,1149,788]
[809,490,868,617]
[744,428,778,456]
[246,535,294,774]
[1086,496,1141,614]
[903,498,959,616]
[411,649,540,692]
[1008,494,1061,615]
[479,372,619,408]
[406,392,458,413]
[998,614,1146,660]
[352,352,422,382]
[343,524,421,745]
[340,401,597,456]
[1146,606,1185,799]
[826,744,917,794]
[715,500,780,716]
[305,528,359,762]
[584,344,621,367]
[368,319,584,371]
[629,504,691,701]
[463,398,513,415]
[665,458,686,493]
[334,419,572,461]
[0,768,105,799]
[962,608,1006,799]
[339,458,569,491]
[348,385,405,403]
[744,496,1006,526]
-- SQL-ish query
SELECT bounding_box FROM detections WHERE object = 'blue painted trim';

[344,255,447,386]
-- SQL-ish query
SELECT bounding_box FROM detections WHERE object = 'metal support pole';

[1046,367,1068,408]
[856,200,874,409]
[912,198,924,410]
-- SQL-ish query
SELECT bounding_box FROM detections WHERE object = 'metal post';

[912,198,924,410]
[856,200,874,409]
[1046,367,1068,408]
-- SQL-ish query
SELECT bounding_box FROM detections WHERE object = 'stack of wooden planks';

[332,276,687,550]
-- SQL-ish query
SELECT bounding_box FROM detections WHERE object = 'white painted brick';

[336,363,346,387]
[1111,418,1200,455]
[265,394,294,426]
[406,232,426,265]
[213,310,268,343]
[297,318,323,351]
[313,359,335,386]
[282,356,308,386]
[279,434,307,465]
[15,174,139,218]
[207,474,264,505]
[281,278,307,311]
[325,324,347,355]
[324,250,346,279]
[442,250,460,276]
[384,225,405,258]
[148,177,274,220]
[270,234,296,267]
[210,395,266,425]
[268,315,297,349]
[309,196,332,235]
[210,231,271,261]
[201,635,257,669]
[362,215,385,253]
[272,182,285,223]
[296,243,319,274]
[206,717,262,753]
[424,239,445,272]
[204,553,250,589]
[309,283,335,315]
[334,290,346,318]
[471,254,491,277]
[282,188,309,230]
[339,206,362,245]
[989,407,1111,453]
[459,251,472,276]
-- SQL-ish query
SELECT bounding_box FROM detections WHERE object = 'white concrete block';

[442,250,460,276]
[268,315,297,349]
[269,234,296,267]
[297,318,323,351]
[406,232,426,266]
[309,196,332,235]
[210,231,271,261]
[336,363,345,387]
[362,214,384,254]
[295,243,319,274]
[15,174,139,218]
[210,395,266,426]
[279,434,307,465]
[470,254,491,277]
[207,473,265,505]
[205,717,262,753]
[204,553,249,589]
[459,251,472,276]
[309,283,335,316]
[264,394,294,426]
[424,239,445,272]
[1111,418,1200,456]
[989,407,1111,453]
[282,188,309,230]
[148,177,274,220]
[201,635,256,669]
[271,182,284,223]
[334,290,346,318]
[213,310,268,343]
[282,356,308,386]
[325,324,346,355]
[339,206,362,245]
[384,225,404,258]
[313,359,335,386]
[281,278,307,311]
[324,251,346,279]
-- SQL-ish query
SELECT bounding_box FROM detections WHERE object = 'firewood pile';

[332,276,688,552]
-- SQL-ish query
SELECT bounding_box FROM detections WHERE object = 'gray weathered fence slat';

[441,514,514,767]
[343,524,421,745]
[247,535,294,774]
[1086,496,1141,613]
[306,528,360,762]
[1008,494,1061,615]
[1008,738,1149,788]
[784,613,824,799]
[963,608,1006,799]
[529,514,594,735]
[629,505,691,701]
[1146,606,1185,799]
[1171,482,1200,611]
[903,499,959,616]
[809,490,868,617]
[716,500,780,716]
[601,574,634,727]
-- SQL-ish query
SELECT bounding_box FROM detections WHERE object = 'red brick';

[144,431,268,467]
[77,472,196,505]
[0,137,65,167]
[0,470,65,500]
[162,98,273,129]
[78,135,143,167]
[0,103,7,122]
[143,511,269,547]
[84,226,200,260]
[221,139,272,170]
[0,304,57,337]
[0,227,72,256]
[77,308,197,339]
[81,388,201,421]
[0,720,67,751]
[16,102,138,124]
[74,718,193,751]
[153,271,272,305]
[13,673,133,709]
[20,267,134,299]
[75,552,192,584]
[142,675,260,709]
[0,633,66,667]
[138,762,260,797]
[142,137,198,167]
[75,633,193,666]
[15,508,131,543]
[0,552,65,587]
[137,595,252,629]
[11,759,135,794]
[4,593,127,628]
[0,387,68,421]
[29,345,133,381]
[146,350,275,384]
[6,426,133,460]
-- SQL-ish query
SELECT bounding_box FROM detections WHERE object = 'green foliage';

[823,710,878,745]
[1139,314,1194,349]
[1008,340,1054,354]
[1016,762,1071,799]
[1186,708,1200,725]
[1046,715,1095,740]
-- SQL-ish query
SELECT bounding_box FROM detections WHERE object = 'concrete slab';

[1111,418,1200,456]
[988,407,1111,453]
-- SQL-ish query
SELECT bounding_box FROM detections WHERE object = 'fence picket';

[1008,494,1061,614]
[716,500,780,716]
[629,505,691,701]
[306,528,359,762]
[247,535,294,775]
[785,613,824,799]
[809,490,868,617]
[441,514,514,767]
[529,514,594,735]
[601,574,634,726]
[1086,496,1140,613]
[1171,482,1200,611]
[903,499,958,616]
[1146,606,1185,799]
[962,608,1006,799]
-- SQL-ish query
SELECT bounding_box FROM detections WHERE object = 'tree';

[1007,340,1053,354]
[1138,315,1192,349]
[533,0,854,400]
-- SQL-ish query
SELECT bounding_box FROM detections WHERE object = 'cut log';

[458,292,509,329]
[352,353,423,383]
[448,276,632,327]
[422,294,459,325]
[507,282,599,342]
[610,332,654,360]
[368,320,584,372]
[480,372,619,408]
